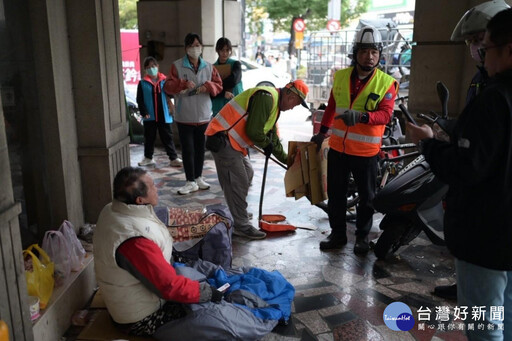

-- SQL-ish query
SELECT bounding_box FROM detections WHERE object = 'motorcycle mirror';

[436,81,449,119]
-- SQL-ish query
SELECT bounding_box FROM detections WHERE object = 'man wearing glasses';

[311,26,398,255]
[433,0,510,302]
[205,80,309,240]
[408,8,512,340]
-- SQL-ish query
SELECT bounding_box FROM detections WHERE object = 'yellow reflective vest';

[330,67,396,157]
[205,86,279,155]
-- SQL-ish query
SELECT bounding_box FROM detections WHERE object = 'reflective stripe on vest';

[330,67,395,157]
[205,86,279,155]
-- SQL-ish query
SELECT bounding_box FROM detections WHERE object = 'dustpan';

[259,214,296,232]
[258,144,296,233]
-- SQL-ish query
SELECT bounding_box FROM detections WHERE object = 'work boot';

[233,226,266,240]
[319,232,347,250]
[354,235,370,255]
[433,284,457,300]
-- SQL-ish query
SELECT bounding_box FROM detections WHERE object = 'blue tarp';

[208,267,295,321]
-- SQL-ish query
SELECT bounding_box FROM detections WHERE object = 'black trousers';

[327,149,378,237]
[143,121,178,160]
[177,122,208,181]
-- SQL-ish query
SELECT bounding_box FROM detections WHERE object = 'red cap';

[285,80,309,108]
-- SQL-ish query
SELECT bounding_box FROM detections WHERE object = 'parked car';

[239,57,291,89]
[125,90,144,143]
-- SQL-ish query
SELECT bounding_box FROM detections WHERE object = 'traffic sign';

[295,31,304,49]
[293,18,306,33]
[327,19,341,32]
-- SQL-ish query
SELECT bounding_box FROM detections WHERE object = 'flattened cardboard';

[213,64,232,79]
[284,140,328,205]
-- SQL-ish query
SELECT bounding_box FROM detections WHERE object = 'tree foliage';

[246,0,268,36]
[261,0,370,31]
[259,0,370,55]
[119,0,138,29]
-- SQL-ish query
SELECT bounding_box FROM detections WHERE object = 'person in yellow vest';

[205,80,309,239]
[311,26,399,255]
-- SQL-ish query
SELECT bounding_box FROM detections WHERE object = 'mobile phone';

[218,283,230,293]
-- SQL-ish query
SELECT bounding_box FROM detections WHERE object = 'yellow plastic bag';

[24,244,54,309]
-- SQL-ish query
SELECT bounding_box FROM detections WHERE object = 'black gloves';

[210,286,223,303]
[263,141,274,158]
[311,133,326,150]
[339,109,363,126]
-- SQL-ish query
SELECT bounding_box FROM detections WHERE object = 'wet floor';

[131,141,466,341]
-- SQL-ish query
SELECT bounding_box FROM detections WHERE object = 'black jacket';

[422,69,512,270]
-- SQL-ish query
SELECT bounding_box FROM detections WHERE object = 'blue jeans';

[456,259,512,341]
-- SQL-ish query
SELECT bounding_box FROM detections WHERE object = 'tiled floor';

[128,142,466,341]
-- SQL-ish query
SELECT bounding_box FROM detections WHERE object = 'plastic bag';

[24,244,55,309]
[58,220,86,271]
[42,230,71,287]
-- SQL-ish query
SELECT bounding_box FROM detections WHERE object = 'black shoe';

[354,235,370,255]
[433,284,457,300]
[319,233,347,250]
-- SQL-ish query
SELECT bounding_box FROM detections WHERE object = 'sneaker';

[232,226,267,240]
[177,181,199,195]
[195,176,210,190]
[138,157,155,166]
[170,158,183,167]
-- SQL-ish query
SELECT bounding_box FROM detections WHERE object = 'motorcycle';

[372,82,451,260]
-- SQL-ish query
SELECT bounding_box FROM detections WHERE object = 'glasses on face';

[477,44,505,60]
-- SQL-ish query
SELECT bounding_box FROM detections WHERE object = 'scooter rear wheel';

[374,221,411,260]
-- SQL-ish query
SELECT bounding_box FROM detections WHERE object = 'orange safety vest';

[205,86,279,155]
[330,67,396,157]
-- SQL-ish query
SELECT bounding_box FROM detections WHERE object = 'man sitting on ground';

[93,167,223,337]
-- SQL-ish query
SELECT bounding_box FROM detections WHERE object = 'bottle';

[0,320,9,341]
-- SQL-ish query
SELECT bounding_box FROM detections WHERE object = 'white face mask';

[470,43,483,63]
[187,46,202,59]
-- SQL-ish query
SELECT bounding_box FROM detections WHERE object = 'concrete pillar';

[66,1,130,223]
[0,98,34,341]
[24,0,85,233]
[137,0,241,74]
[409,0,512,116]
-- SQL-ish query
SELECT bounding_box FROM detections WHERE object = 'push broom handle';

[252,146,288,170]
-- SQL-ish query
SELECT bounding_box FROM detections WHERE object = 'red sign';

[293,18,306,33]
[327,19,341,32]
[120,30,141,89]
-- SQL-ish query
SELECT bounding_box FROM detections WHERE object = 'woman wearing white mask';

[165,33,223,195]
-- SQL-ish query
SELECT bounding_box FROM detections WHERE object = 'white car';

[239,57,291,89]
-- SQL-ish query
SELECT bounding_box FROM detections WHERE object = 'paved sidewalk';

[131,143,465,341]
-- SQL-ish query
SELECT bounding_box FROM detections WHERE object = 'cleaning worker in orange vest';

[205,80,309,240]
[311,26,398,255]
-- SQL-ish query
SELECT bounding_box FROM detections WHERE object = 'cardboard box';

[318,137,329,200]
[284,139,329,205]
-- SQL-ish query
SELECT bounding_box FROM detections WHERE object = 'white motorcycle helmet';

[352,26,383,71]
[451,0,510,41]
[353,25,383,53]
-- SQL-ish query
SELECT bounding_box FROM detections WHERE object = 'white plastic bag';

[42,230,71,286]
[59,220,86,271]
